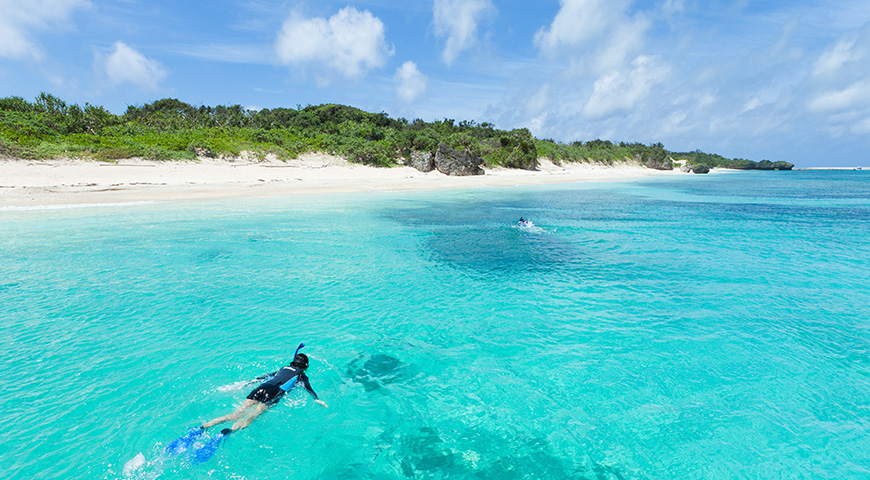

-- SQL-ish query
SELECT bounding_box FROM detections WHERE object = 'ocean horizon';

[1,170,868,479]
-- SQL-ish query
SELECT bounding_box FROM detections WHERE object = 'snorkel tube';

[290,342,309,370]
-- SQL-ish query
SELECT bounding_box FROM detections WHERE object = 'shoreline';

[0,154,692,208]
[795,167,865,171]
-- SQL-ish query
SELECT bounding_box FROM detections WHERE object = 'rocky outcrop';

[191,146,215,158]
[679,164,710,173]
[434,143,484,176]
[635,153,674,170]
[755,160,794,170]
[633,145,673,170]
[408,150,434,172]
[641,155,673,170]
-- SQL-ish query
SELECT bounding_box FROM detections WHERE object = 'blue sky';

[2,1,869,167]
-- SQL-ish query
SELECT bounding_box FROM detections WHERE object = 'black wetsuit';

[246,365,319,405]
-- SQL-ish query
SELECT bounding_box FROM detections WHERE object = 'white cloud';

[169,43,270,64]
[0,0,90,60]
[0,20,37,60]
[433,0,494,65]
[742,97,764,113]
[583,55,669,118]
[853,117,870,134]
[534,0,648,74]
[274,7,393,79]
[661,0,686,16]
[524,85,552,134]
[101,41,166,92]
[698,93,716,109]
[812,38,859,76]
[526,84,550,116]
[394,61,427,103]
[593,17,649,72]
[812,24,870,79]
[534,0,616,52]
[807,81,870,112]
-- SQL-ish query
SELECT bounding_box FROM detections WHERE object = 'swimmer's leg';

[202,399,259,428]
[229,401,270,432]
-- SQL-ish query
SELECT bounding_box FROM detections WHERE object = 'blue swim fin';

[192,429,230,463]
[164,427,203,455]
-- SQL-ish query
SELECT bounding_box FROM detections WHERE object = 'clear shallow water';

[1,171,869,479]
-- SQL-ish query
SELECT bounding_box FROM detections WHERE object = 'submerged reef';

[347,353,413,392]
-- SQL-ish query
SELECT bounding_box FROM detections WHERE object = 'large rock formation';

[691,165,710,174]
[630,144,674,170]
[408,150,434,172]
[434,143,484,176]
[640,154,674,170]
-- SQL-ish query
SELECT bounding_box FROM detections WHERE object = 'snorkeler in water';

[201,352,328,435]
[164,345,328,462]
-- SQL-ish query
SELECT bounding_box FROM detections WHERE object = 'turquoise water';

[1,171,869,479]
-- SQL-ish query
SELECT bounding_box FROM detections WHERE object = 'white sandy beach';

[0,153,689,208]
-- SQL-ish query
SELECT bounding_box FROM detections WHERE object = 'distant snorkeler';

[518,217,529,227]
[201,352,328,436]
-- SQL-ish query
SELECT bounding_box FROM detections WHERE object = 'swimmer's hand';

[315,399,328,408]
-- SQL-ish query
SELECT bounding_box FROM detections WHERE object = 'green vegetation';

[0,93,789,170]
[672,150,794,171]
[536,139,672,169]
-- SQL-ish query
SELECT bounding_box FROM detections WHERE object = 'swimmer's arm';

[300,374,328,408]
[252,371,278,382]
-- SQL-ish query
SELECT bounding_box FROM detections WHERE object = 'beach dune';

[0,154,686,207]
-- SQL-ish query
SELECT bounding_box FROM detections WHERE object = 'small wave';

[515,221,545,234]
[0,201,157,212]
[120,451,167,480]
[122,453,147,477]
[215,379,255,392]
